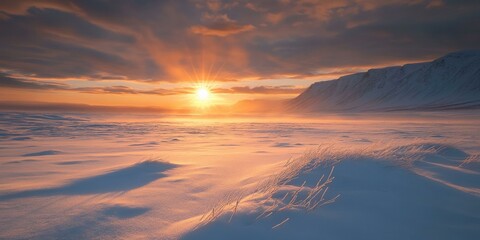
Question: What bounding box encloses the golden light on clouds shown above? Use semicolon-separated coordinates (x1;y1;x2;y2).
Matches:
1;0;476;113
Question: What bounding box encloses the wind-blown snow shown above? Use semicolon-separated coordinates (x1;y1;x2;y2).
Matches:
290;50;480;112
183;143;480;240
0;112;479;239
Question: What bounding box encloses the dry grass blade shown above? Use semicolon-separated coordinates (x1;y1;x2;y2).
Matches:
272;218;290;229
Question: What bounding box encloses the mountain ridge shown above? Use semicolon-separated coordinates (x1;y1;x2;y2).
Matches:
290;50;480;112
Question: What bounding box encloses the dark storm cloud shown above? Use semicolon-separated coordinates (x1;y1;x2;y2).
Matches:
0;0;479;85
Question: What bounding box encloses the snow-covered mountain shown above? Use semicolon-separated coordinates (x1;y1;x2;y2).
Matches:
290;50;480;112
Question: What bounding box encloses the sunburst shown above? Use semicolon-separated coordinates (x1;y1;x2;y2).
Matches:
196;87;210;101
184;60;223;109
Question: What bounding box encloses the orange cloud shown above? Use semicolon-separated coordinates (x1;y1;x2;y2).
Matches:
1;0;478;87
190;23;254;37
213;86;305;95
190;14;254;37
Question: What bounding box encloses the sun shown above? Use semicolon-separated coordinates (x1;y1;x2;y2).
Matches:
196;87;211;102
191;83;216;109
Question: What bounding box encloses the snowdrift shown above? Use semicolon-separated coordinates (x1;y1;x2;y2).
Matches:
0;160;177;200
182;143;480;240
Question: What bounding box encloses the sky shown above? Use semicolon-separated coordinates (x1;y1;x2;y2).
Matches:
0;0;479;112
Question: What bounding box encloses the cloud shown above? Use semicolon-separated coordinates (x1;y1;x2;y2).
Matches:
74;86;191;96
213;86;304;94
0;101;187;113
0;0;479;85
0;72;188;95
0;73;68;90
243;0;480;75
190;14;255;37
206;0;223;12
0;72;302;96
189;23;254;37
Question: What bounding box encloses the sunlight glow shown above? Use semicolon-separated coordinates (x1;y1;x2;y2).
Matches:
196;87;210;101
184;53;223;110
192;84;215;110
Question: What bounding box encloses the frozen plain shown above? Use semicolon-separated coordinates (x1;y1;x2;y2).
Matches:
0;111;479;239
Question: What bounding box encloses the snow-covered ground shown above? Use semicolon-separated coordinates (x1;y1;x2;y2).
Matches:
0;112;479;239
